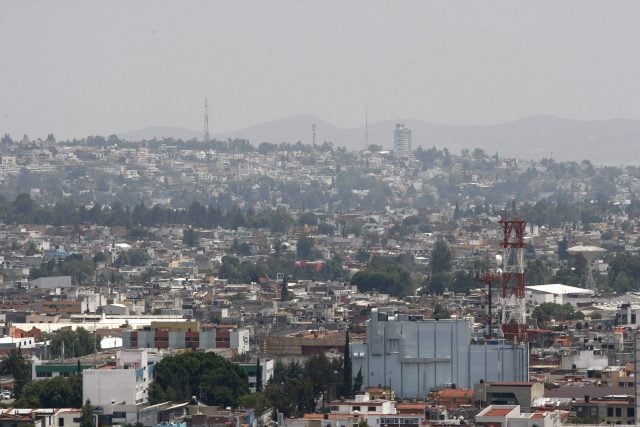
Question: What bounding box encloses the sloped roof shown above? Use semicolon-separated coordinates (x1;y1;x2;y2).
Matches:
526;284;594;295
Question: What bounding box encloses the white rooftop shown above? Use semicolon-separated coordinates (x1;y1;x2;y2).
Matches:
567;245;606;253
526;283;594;295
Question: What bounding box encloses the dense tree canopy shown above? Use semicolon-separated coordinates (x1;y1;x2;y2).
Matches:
49;327;101;359
149;352;248;407
0;194;296;232
350;255;416;297
15;375;82;408
265;353;343;417
532;303;584;324
608;252;640;292
431;239;452;275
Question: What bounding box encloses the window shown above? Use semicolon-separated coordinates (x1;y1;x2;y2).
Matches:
628;407;635;417
352;406;361;411
607;408;614;417
368;406;377;412
58;418;64;427
330;406;339;412
615;407;622;417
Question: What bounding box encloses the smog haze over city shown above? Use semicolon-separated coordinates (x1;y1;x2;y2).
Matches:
4;2;640;426
2;0;640;161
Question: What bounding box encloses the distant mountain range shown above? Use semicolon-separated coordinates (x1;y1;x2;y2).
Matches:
118;114;640;165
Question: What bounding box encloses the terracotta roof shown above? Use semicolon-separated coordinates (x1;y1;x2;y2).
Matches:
483;408;513;417
489;382;534;387
397;403;426;410
436;389;474;398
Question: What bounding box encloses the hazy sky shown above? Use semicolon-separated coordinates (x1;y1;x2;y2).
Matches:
1;0;639;140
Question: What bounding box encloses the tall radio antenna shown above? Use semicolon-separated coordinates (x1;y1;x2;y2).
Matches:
203;98;210;142
365;103;369;149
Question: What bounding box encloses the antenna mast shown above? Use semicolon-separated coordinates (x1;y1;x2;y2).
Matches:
499;200;527;342
365;103;369;149
312;123;316;156
203;98;210;142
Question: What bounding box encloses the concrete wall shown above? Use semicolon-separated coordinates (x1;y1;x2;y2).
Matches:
199;330;216;349
231;329;250;354
169;331;185;348
83;369;136;406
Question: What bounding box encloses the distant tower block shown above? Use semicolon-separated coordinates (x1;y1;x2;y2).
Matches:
567;245;606;290
393;123;412;161
203;98;210;142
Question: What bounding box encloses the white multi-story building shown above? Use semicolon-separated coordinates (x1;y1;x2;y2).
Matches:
393;124;412;160
351;308;528;398
329;392;396;415
475;405;562;427
83;349;157;407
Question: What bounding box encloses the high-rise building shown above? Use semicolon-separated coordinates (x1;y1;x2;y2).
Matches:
393;123;412;160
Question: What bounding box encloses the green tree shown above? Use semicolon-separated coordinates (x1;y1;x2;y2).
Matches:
255;358;263;392
25;242;38;256
427;273;451;295
149;352;248;407
341;330;353;398
265;355;342;417
431;239;452;275
296;235;315;259
182;227;199;247
525;259;548;286
432;302;451;320
280;276;289;302
298;211;318;227
0;347;31;398
14;375;82;408
532;303;584;324
49;327;101;359
353;367;363;395
355;249;371;264
558;237;569;261
317;222;334;235
81;400;94;427
237;392;270;415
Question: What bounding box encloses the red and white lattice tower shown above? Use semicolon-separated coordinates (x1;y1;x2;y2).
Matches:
498;201;527;341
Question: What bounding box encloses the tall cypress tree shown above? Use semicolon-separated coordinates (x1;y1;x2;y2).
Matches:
255;358;262;391
342;329;352;398
353;367;363;395
280;276;289;302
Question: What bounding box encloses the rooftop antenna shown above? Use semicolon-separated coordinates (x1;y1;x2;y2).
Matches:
312;123;316;155
203;98;210;142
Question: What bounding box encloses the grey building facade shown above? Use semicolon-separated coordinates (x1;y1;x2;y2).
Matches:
351;308;528;398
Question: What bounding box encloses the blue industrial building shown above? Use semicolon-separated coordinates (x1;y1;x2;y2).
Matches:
351;308;528;398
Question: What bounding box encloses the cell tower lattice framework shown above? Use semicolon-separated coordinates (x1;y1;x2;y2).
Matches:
498;201;527;341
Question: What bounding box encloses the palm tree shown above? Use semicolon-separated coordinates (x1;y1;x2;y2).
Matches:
0;347;31;397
